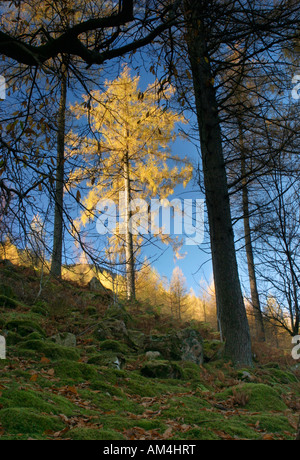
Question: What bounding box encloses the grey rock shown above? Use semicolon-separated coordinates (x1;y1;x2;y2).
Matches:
145;328;203;365
128;330;146;349
104;306;132;326
95;320;128;342
178;329;204;365
146;351;161;361
89;276;106;292
88;352;126;369
112;356;125;370
240;371;255;382
51;332;77;348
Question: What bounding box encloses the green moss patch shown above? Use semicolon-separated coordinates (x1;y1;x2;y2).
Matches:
0;283;15;298
0;408;64;435
87;351;125;369
19;339;80;361
262;368;298;385
216;383;288;412
141;361;183;379
31;303;49;317
64;427;125;440
103;306;133;326
0;295;19;310
50;359;99;382
246;414;295;436
99;340;129;354
0;387;77;416
4;319;46;338
180;361;203;380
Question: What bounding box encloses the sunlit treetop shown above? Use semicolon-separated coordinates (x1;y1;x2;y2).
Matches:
69;67;193;257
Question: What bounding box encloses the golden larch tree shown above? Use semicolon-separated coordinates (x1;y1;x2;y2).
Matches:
70;67;193;300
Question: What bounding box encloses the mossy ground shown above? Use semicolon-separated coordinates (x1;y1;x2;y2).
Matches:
0;264;299;440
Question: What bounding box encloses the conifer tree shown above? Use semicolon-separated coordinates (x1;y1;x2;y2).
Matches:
70;68;193;300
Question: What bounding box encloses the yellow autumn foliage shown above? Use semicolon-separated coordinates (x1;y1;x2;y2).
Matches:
69;67;193;259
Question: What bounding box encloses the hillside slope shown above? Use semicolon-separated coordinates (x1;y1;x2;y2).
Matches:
0;263;299;441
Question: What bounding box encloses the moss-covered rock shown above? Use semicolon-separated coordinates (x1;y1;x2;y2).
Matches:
5;331;24;346
4;319;46;338
50;332;77;348
31;301;49;317
0;284;15;299
145;333;181;361
103;305;132;326
88;351;126;370
99;339;128;354
237;370;256;382
95;319;129;343
145;328;203;365
0;295;18;310
128;329;146;349
180;361;203;380
140;361;183;379
203;340;224;362
0;408;64;434
19;339;80;361
52;359;99;382
6;331;44;346
179;329;203;365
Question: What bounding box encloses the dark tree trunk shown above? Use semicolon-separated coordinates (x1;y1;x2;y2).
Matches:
184;1;252;366
124;149;136;301
239;124;266;342
51;58;68;278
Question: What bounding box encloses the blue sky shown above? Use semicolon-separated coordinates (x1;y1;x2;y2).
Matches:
139;133;213;295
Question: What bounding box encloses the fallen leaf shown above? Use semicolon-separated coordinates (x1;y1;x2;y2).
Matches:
53;427;70;438
67;386;78;395
262;434;275;440
213;430;235;440
163;427;173;439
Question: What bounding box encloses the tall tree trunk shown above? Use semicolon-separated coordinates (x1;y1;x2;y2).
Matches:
184;1;252;366
239;124;266;342
124;149;136;300
51;58;68;278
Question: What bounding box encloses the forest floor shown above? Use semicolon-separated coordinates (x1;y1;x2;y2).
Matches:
0;262;299;441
